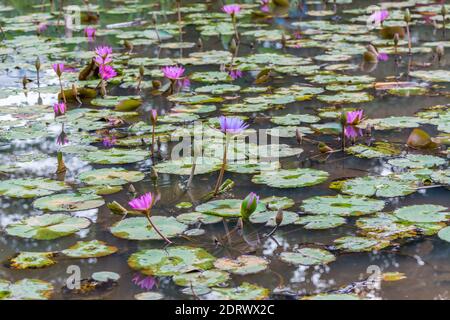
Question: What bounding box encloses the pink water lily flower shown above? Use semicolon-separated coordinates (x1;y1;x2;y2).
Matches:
53;102;66;117
377;52;389;61
222;4;241;15
52;63;65;77
129;192;156;212
344;125;363;140
161;66;185;80
99;65;117;80
260;0;269;13
219;116;249;134
368;9;389;26
37;22;48;34
84;27;96;40
150;109;158;126
346;110;364;125
94;46;113;65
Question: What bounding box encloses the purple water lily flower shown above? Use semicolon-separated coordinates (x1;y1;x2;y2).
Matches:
344;126;363;140
229;69;243;80
56;130;69;146
132;274;156;291
241;192;260;220
102;136;116;148
218;116;249;134
346;110;364;125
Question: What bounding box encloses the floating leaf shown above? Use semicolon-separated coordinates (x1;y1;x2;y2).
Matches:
0;279;53;300
296;215;346;230
128;246;216;276
111;216;187;240
214;255;269;275
301;195;385;217
209;282;269;300
62;240;118;258
252;168;329;188
0;178;69;199
338;176;418;198
176;212;222;225
388;154;446;169
250;210;298;226
33;193;105;212
10;252;57;270
394;204;449;223
78;168;145;186
173;270;229;287
333;236;390;252
195;199;266;218
5;214;91;240
280;248;335;266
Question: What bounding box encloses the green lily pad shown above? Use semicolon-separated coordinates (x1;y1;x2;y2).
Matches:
388;154;447;169
394;204;449;223
0;178;70;199
5;214;91;240
226;161;281;174
296;215;346;230
91;271;121;282
252;168;329;188
438;226;450;243
280;248;335;266
62;240;118;258
9;252;57;270
301;195;385;217
195;199;266;218
176;212;223;225
0;279;53;300
317;91;374;104
333;236;390;252
346;142;401;159
33;193;105;212
78;168;145;186
250;210;298;226
135;292;164;300
128;246;216;276
271;114;320;125
338;176;418;198
173;270;230;287
209;282;269;300
154;157;222;175
110;216;187;240
195;84;240;94
260;196;295;210
356;213;418;240
431;169;450;185
214;255;269;275
81;148;148;164
191;71;231;83
409;70;450;83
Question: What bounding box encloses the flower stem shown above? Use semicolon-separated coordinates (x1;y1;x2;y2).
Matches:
232;15;239;42
151;123;156;157
213;136;229;196
58;77;66;103
145;209;172;244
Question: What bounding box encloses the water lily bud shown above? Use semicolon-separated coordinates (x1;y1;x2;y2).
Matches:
152;80;161;89
393;33;399;46
230;38;237;53
339;112;347;125
150;109;158;126
197;38;203;49
436;44;445;61
281;33;286;47
404;9;411;23
240;192;259;220
139;65;145;78
275;208;283;226
128;184;136;193
442;5;447;17
152;13;157;25
295;128;303;145
35;56;41;71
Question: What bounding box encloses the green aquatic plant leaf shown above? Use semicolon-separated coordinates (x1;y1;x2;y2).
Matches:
111;217;187;240
252;168;329;188
280;248;335;266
